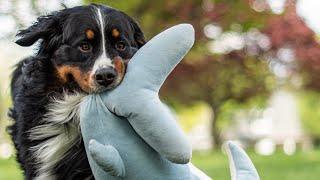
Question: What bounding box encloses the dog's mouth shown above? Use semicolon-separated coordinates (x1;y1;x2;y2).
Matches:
88;57;128;93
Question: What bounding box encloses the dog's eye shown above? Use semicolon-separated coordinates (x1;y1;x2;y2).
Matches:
79;43;92;52
115;41;126;51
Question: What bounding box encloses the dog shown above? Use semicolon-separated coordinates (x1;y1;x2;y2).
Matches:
8;4;145;180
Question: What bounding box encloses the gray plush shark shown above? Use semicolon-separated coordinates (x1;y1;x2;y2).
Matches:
80;24;260;180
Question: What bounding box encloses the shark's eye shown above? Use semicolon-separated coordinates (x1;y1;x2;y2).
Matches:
115;41;126;51
79;42;92;52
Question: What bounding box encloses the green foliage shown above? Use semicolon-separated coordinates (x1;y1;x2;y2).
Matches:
297;91;320;137
0;87;13;143
216;100;242;130
216;95;268;131
85;0;199;38
209;0;270;30
0;88;5;142
85;0;144;14
175;103;211;132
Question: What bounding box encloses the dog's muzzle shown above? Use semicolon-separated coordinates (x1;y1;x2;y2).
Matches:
93;56;126;90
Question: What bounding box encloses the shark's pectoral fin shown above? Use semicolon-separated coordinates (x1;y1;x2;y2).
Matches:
89;139;125;177
224;141;260;180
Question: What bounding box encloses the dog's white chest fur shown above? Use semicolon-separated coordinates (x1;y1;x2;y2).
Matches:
29;93;85;180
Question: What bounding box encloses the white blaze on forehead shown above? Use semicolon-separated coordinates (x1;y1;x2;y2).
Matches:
93;6;113;73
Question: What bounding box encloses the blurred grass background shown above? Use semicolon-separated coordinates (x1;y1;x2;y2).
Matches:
1;150;320;180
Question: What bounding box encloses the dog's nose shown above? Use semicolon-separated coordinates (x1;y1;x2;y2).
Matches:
95;67;117;87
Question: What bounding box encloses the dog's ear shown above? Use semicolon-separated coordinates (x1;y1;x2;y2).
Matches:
15;14;61;47
125;15;146;48
132;21;146;48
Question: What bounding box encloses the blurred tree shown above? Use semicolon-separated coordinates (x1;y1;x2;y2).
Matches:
263;1;320;90
85;0;277;146
262;1;320;143
0;88;4;142
3;0;320;146
298;91;320;145
162;55;274;146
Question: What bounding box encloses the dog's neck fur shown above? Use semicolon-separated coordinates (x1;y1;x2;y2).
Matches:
29;92;85;179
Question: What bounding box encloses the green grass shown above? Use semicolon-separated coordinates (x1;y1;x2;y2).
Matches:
1;150;320;179
192;150;320;180
0;158;23;180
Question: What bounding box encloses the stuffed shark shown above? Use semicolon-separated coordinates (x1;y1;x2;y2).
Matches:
80;24;260;180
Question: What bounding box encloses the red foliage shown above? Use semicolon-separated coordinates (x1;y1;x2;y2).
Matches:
263;3;320;89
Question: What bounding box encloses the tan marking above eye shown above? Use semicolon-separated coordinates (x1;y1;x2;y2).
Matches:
112;28;120;38
86;29;95;39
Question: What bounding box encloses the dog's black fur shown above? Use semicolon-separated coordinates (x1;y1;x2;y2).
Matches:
8;4;145;180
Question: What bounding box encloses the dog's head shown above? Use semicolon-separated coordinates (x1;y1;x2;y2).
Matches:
15;4;145;93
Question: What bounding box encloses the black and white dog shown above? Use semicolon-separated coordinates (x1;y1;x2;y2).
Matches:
8;4;145;180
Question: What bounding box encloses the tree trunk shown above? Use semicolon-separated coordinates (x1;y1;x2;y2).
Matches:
210;105;222;148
